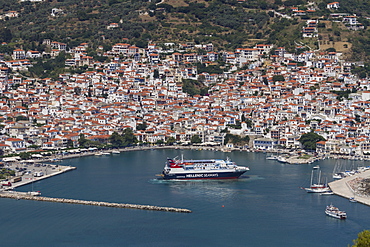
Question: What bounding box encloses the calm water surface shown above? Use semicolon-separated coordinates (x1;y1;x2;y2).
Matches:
1;149;369;246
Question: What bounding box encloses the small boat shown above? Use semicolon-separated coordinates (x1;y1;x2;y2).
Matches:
266;155;278;160
112;150;120;154
333;172;345;179
325;204;347;219
276;156;288;163
349;197;357;203
27;191;41;196
332;160;344;179
320;191;334;195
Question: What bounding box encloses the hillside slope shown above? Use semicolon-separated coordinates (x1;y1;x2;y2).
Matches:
0;0;369;60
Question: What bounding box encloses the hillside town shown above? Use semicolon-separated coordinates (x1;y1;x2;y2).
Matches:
0;37;369;160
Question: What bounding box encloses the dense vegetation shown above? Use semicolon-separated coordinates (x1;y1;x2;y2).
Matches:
299;132;326;151
352;230;370;247
0;0;364;52
108;129;138;148
182;79;209;96
224;133;250;146
0;168;15;180
0;0;369;72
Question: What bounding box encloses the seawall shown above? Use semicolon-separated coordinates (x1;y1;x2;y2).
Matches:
329;169;370;206
0;192;192;213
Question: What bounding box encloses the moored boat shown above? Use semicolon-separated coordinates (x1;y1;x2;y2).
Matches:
27;191;41;196
276;156;288;163
349;197;357;203
162;157;249;180
304;166;331;193
325;204;347;219
320;191;334;195
266;155;278;160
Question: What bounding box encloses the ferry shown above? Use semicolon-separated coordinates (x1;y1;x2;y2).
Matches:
325;204;347;219
162;157;249;180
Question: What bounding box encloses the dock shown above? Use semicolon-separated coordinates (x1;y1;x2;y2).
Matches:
8;166;76;190
0;191;192;213
329;169;370;206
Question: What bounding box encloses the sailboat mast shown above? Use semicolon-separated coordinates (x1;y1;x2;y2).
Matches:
310;169;314;186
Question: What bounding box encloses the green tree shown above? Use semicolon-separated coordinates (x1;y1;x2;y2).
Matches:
67;139;74;148
78;134;89;147
166;136;176;145
272;75;285;82
136;122;148;131
16;115;28;121
156;139;164;145
224;133;249;145
355;114;361;123
109;131;124;147
0;27;12;43
0;168;15;179
299;132;326;151
19;152;31;160
190;135;202;144
122;128;137;146
153;69;160;79
352;230;370;247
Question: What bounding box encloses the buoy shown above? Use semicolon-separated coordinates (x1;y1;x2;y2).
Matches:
221;205;225;207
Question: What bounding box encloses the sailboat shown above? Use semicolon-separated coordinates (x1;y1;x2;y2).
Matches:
304;166;331;193
332;160;344;179
27;174;41;196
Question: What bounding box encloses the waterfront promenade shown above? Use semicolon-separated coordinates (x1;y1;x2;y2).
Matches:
329;169;370;206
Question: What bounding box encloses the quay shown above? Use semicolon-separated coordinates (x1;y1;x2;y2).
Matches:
3;165;77;191
329;169;370;206
0;191;192;213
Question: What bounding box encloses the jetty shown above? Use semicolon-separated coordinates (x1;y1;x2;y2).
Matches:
329;169;370;206
0;191;192;213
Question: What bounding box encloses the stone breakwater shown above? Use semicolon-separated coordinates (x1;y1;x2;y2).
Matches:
0;192;192;213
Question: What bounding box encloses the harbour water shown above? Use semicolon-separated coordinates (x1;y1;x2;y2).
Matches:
2;149;369;246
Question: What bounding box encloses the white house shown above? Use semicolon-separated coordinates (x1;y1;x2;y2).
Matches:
327;2;340;9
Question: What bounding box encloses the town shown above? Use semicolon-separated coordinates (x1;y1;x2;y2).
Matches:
0;36;369;162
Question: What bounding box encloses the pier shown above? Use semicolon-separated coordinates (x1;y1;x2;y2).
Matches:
329;169;370;206
0;191;192;213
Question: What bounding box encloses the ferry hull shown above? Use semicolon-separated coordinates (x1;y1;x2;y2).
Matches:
162;171;247;180
325;210;347;219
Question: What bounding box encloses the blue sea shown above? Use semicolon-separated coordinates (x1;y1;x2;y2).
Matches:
1;149;369;246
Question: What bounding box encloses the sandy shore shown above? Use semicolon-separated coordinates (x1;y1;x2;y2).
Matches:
328;169;370;206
